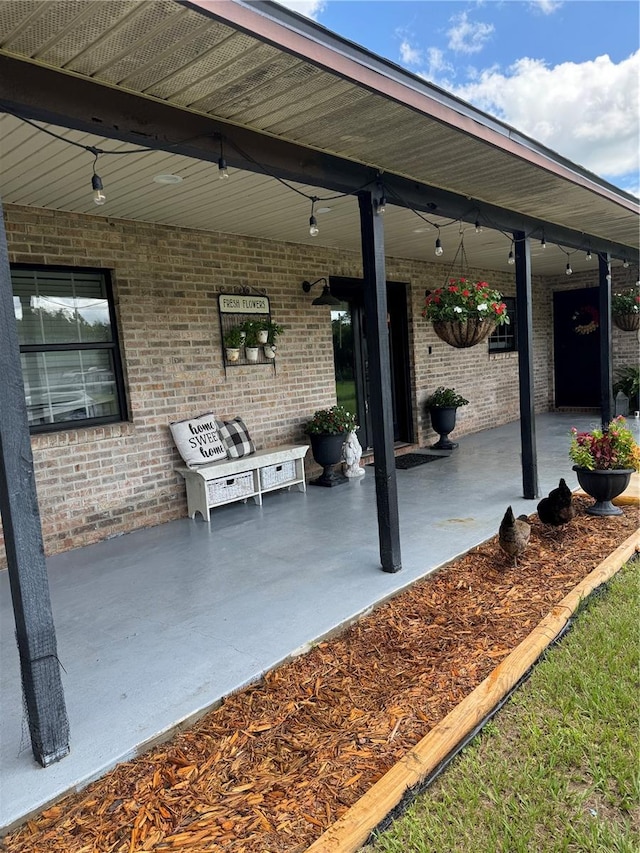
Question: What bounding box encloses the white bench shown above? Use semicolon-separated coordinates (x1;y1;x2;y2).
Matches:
176;444;308;521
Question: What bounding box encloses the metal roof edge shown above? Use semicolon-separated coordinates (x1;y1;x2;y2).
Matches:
180;0;638;213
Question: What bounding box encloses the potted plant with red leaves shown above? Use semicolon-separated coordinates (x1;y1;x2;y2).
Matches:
569;416;640;515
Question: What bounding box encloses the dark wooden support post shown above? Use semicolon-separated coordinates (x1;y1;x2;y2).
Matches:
358;189;402;572
0;206;70;765
598;252;613;428
513;231;539;499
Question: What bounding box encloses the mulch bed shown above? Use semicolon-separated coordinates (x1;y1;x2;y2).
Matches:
3;499;638;853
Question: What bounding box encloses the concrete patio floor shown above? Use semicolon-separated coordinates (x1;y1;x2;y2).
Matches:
0;412;634;832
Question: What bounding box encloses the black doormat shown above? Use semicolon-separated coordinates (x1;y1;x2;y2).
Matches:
367;453;445;470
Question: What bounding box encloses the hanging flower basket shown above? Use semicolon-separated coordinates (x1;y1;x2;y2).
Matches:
613;313;640;332
611;288;639;331
431;317;497;348
423;232;510;349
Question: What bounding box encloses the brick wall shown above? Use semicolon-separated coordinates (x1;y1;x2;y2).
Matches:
1;204;627;561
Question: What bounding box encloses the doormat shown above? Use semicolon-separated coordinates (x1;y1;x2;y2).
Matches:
368;453;445;470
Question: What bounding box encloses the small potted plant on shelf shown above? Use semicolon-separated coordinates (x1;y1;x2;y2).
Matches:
423;278;509;348
569;416;640;516
303;405;358;487
223;326;244;362
424;386;469;450
611;286;640;331
263;321;285;359
242;321;260;362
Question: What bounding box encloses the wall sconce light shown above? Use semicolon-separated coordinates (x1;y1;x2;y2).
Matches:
302;278;341;306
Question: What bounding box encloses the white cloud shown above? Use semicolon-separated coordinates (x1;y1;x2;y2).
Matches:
530;0;563;14
400;39;422;66
425;47;454;79
271;0;325;19
451;51;640;183
447;11;494;55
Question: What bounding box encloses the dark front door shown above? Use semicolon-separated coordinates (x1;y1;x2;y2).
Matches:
553;288;601;407
329;277;412;450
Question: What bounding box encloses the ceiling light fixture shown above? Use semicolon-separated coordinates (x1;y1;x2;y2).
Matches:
153;174;183;184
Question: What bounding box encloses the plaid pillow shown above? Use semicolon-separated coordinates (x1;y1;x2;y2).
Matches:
216;417;256;458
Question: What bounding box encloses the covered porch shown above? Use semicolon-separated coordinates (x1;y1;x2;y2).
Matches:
1;412;623;833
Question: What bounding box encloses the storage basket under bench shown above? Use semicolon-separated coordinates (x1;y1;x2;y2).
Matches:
176;444;308;521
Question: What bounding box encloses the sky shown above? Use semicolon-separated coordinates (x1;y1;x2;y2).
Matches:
272;0;639;197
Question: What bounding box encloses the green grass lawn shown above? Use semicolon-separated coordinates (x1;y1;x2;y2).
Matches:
367;563;640;853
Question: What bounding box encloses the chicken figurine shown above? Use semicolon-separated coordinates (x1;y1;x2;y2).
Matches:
536;478;577;533
498;506;531;567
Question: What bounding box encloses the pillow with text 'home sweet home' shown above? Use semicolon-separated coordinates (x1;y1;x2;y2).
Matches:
170;412;228;468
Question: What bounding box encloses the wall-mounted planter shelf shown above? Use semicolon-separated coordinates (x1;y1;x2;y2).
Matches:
218;292;276;372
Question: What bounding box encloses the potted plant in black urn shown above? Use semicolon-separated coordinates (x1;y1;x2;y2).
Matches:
569;416;640;515
303;405;358;487
424;386;469;450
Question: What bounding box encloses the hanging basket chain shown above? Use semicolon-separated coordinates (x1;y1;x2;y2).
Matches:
443;230;470;287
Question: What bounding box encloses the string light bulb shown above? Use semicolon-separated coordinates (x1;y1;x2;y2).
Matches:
91;173;106;206
566;261;573;275
623;259;630;268
309;198;319;237
586;248;592;261
218;136;229;179
541;235;546;250
90;152;105;205
507;243;515;265
376;194;387;215
434;236;443;257
474;219;483;233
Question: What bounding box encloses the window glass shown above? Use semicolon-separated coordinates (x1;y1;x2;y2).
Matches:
489;297;517;353
11;267;125;431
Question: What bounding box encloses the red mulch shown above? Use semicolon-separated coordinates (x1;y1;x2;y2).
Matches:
3;499;638;853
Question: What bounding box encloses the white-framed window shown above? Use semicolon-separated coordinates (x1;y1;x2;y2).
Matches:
11;265;127;432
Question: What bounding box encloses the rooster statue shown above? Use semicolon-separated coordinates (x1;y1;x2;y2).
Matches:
498;506;531;567
536;478;577;532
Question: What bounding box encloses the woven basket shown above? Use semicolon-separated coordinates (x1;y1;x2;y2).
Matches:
260;460;296;489
613;313;640;332
432;317;496;348
207;471;254;504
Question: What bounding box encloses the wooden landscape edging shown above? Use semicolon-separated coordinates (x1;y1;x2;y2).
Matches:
306;528;640;853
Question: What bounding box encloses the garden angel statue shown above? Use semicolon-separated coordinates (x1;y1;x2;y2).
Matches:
343;429;365;478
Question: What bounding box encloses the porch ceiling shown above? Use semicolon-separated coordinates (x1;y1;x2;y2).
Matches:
0;0;637;277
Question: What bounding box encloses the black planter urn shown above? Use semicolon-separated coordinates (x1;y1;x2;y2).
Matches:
429;406;459;450
572;465;633;516
309;433;348;487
